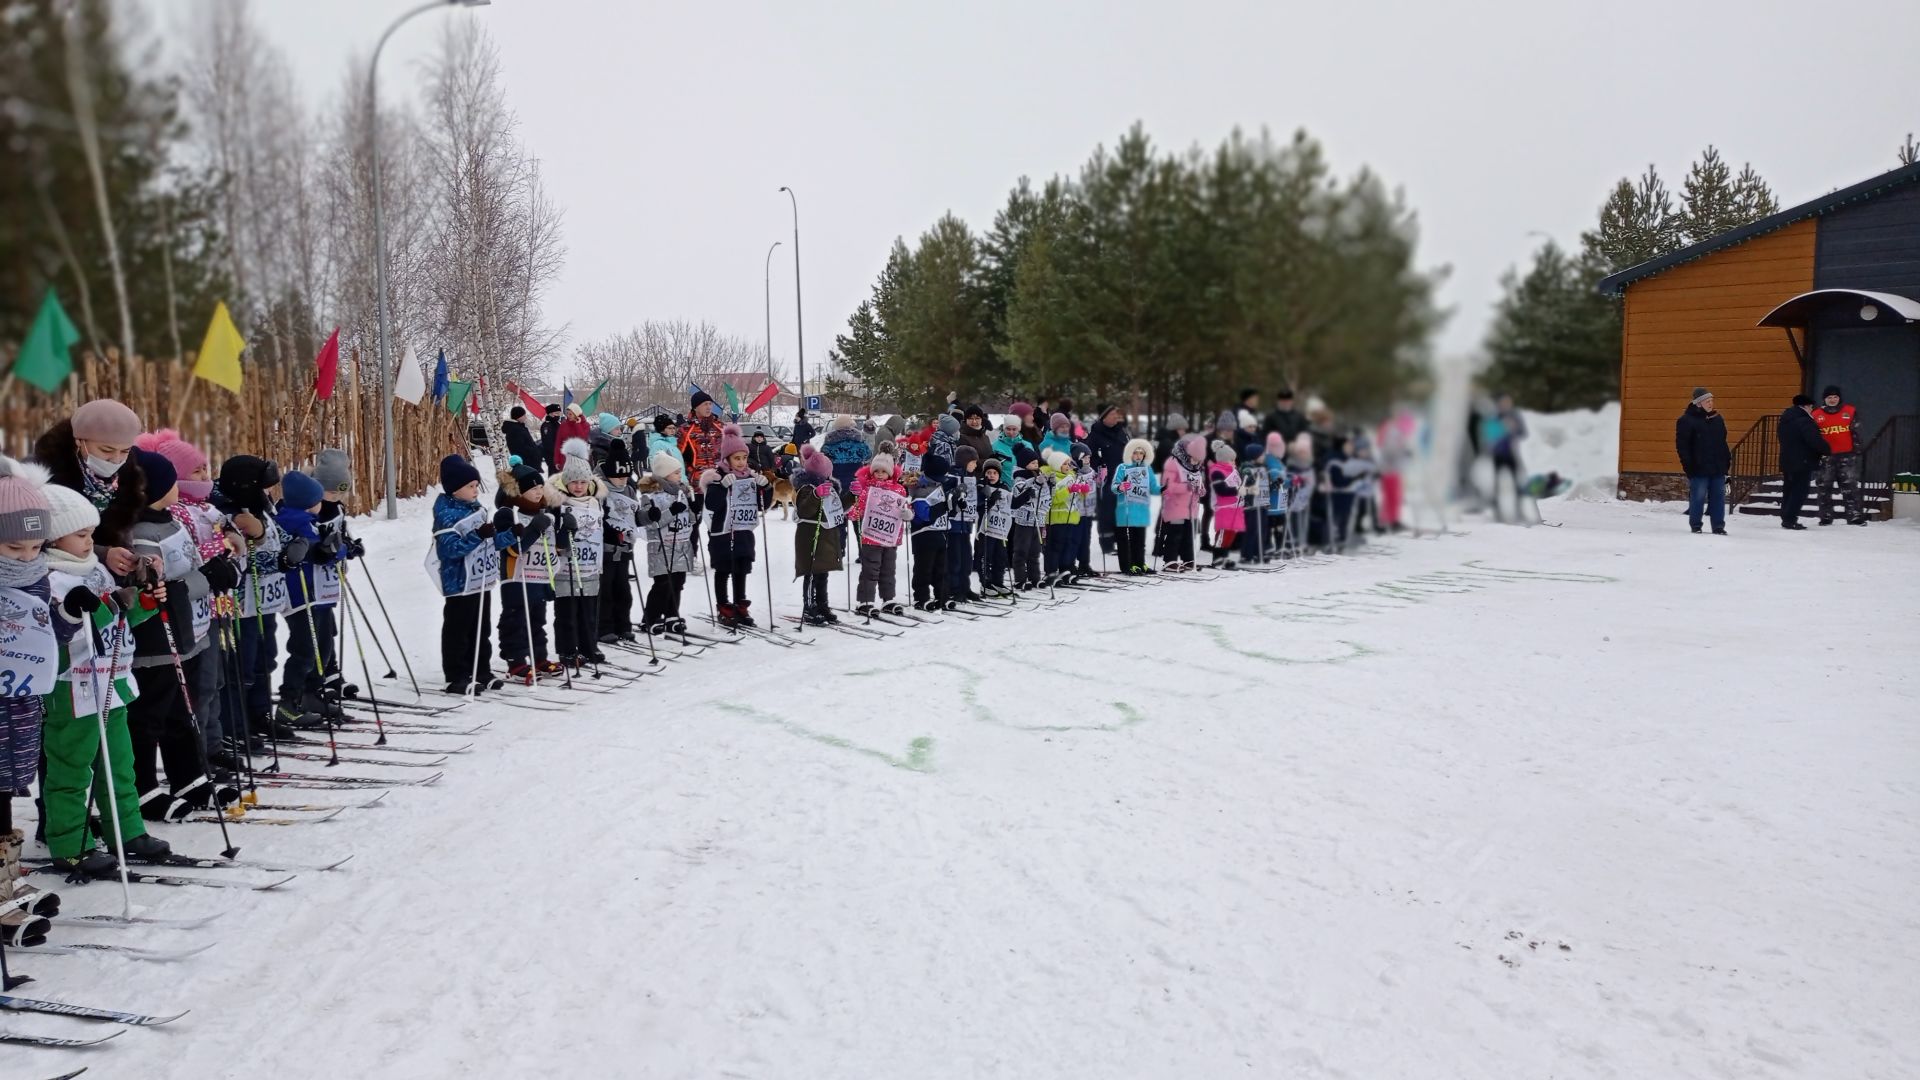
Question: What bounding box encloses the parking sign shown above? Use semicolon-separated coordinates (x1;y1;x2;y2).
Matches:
806;395;822;411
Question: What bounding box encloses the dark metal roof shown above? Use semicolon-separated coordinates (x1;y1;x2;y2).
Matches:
1596;161;1920;296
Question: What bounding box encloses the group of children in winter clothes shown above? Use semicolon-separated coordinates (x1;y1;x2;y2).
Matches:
0;399;379;946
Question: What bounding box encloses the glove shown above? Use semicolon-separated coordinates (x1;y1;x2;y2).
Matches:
559;509;579;535
314;532;343;561
109;586;143;611
493;507;516;532
62;586;103;617
814;484;833;499
201;556;241;594
668;501;687;515
753;473;768;487
912;501;930;524
898;504;915;522
347;537;366;560
279;536;312;569
522;512;552;546
476;522;498;539
646;504;662;522
1119;481;1133;492
721;473;737;487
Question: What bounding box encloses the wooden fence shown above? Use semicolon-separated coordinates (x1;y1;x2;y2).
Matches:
1;349;472;515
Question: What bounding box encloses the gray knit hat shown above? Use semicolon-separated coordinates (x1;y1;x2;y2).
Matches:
560;438;595;485
314;448;351;494
1691;387;1712;404
1167;412;1188;431
0;456;52;544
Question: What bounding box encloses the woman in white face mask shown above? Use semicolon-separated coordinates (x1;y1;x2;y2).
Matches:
32;399;145;577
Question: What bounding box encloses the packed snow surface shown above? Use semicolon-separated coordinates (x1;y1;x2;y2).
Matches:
6;496;1915;1079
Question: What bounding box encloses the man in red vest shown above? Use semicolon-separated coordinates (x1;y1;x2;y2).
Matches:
1811;385;1866;526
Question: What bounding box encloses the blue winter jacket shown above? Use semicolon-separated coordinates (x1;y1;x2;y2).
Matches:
1265;453;1288;512
433;493;511;596
275;504;341;609
1109;461;1161;528
988;434;1022;488
1039;431;1073;460
644;432;685;474
821;428;872;491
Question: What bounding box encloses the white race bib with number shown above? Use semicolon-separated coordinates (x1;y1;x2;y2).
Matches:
568;500;605;575
0;585;56;700
984;499;1013;541
860;489;906;547
51;567;136;715
821;486;846;530
1118;465;1153;507
724;480;759;533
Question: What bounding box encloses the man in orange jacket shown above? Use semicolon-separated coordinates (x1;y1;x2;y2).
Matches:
1811;385;1865;526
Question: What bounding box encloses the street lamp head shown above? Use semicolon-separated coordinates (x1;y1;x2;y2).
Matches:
779;186;791;193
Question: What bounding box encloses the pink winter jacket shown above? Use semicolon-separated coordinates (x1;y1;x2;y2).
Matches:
1160;457;1202;523
1209;461;1245;534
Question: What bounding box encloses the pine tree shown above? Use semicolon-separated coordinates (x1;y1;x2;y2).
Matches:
1676;146;1777;244
1481;241;1620;411
1898;133;1918;166
1581;166;1681;274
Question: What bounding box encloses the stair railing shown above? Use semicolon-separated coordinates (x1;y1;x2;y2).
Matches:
1727;416;1779;506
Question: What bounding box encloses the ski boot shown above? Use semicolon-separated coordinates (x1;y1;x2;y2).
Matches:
882;601;907;617
536;659;565;677
508;661;535;685
46;848;117;882
733;600;756;628
4;829;59;918
855;603;878;619
123;832;173;863
802;607;832;627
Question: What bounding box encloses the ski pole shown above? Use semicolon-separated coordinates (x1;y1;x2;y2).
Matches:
539;534;575;689
154;604;239;860
245;559;282;774
629;557;659;665
83;594;135;917
358;562;421;698
339;568;388;746
294;582;339;767
343;573;400;683
759;499;779;633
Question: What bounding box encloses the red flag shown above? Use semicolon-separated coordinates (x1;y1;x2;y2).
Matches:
506;380;545;415
313;328;340;400
744;381;780;415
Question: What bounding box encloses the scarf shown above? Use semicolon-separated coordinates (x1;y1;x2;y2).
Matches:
0;552;50;588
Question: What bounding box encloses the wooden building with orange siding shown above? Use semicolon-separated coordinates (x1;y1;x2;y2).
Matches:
1600;162;1920;501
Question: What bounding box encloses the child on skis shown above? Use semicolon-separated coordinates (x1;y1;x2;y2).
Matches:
1070;441;1098;577
849;449;911;617
1208;440;1245;567
137;429;239;762
213;454;293;742
599;449;640;644
496;462;558;683
976;458;1013;596
948;446;980;603
792;445;845;626
310;448;362;706
41;483;171;876
0;455;67;945
909;453;953;611
275;469;344;729
550;438;609;665
1239;444;1271;564
430;454;511;694
118;448;223;819
1009;444;1045;588
1040;449;1078;586
699;425;769;628
1158;435;1206;571
1111;438;1160;574
640;450;696;635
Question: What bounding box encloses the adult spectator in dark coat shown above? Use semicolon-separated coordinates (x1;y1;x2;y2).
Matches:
1776;394;1829;531
1263;388;1307;444
791;409;818;451
538;404;563;475
1084;403;1130;556
1675;387;1731;535
502;406;541;468
957;404;996;466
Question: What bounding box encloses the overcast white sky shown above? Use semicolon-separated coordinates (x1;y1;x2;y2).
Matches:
158;0;1920;391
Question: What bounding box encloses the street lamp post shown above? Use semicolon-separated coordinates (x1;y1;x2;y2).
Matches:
763;240;781;418
778;186;805;408
369;0;490;518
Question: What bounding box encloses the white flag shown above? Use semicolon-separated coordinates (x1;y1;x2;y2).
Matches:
392;344;427;405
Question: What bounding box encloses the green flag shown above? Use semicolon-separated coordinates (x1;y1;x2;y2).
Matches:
579;378;609;415
445;380;474;415
723;382;741;414
12;288;81;393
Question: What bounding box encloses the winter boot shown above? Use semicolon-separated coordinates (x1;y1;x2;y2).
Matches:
716;602;740;628
802;607;831;627
444;680;471;696
733;600;756;628
855;603;878;619
4;829;58;918
882;601;907;617
822;605;841;624
666;617;688;635
508;661;534;685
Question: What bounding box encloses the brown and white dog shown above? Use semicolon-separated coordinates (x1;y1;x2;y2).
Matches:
768;473;797;519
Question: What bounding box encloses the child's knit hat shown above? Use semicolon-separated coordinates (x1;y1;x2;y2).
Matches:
954;445;979;468
1008;402;1034;421
133;448;178;502
1178;434;1208;462
937;414;960;437
314;448;351;494
1265;432;1286;455
717;424;748;461
1214;410;1236;434
598;412;620;433
1240;442;1266;463
134;428;207;480
800;444;832;479
282;469;324;510
1210;440;1235;464
1049;412;1072;434
869;452;895;476
44;483;98;540
1166;412;1188;432
923;454;949;479
1069;440;1090;461
650;450;684;479
1012;443;1039;469
560;438;595;485
0;455;53;544
440;454;482;494
1042;449;1071;471
653;414;676;434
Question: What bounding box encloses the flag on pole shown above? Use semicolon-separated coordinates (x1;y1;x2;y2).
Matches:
392;345;427;404
723;382;741;414
468;381;483;416
579;378;609;415
506;380;545;415
11;288;80;394
744;381;780;415
313;328;341;400
191;301;247;393
562;384;574;409
446;380;474;416
688;381;703;398
430;351;450;404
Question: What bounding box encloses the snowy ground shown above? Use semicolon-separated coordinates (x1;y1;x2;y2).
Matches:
5;494;1916;1080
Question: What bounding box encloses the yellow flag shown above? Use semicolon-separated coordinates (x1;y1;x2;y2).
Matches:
192;300;247;393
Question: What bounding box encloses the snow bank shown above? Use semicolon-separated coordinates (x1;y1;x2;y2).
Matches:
1522;402;1619;500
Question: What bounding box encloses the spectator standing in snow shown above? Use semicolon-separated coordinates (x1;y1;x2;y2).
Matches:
1264;388;1307;445
791;409;817;451
1675;387;1730;535
1481;393;1527;520
502;407;540;468
1084;404;1129;557
538;404;562;475
1776;394;1828;531
1811;385;1866;526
